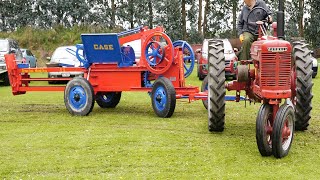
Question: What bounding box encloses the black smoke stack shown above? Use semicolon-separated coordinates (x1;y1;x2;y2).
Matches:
277;0;285;39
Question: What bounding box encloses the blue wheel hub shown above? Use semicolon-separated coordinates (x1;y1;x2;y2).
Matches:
145;41;164;66
154;86;167;111
69;85;87;109
101;93;114;103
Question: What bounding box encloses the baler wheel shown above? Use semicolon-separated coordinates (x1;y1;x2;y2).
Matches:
272;104;295;158
64;77;94;116
207;39;226;132
95;92;122;108
151;77;176;118
173;40;195;78
143;32;174;75
256;103;273;156
201;76;208;109
292;41;313;131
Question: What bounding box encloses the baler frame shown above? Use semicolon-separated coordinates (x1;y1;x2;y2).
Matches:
5;26;207;118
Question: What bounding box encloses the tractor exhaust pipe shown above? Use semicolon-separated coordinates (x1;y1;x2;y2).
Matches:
277;0;285;39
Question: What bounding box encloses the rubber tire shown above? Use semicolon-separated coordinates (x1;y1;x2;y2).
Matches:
151;77;176;118
256;104;273;156
292;41;313;131
199;73;205;81
201;75;208;109
95;92;121;108
207;39;226;132
64;77;94;116
3;72;10;86
272;104;295;158
48;74;56;84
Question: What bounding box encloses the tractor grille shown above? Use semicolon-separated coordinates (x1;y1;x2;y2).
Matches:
260;52;291;87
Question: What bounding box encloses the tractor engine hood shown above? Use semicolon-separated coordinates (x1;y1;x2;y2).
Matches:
250;38;292;61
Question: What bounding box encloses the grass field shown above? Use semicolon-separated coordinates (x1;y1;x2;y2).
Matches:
0;70;320;179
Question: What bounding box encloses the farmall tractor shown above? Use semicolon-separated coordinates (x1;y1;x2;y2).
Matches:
207;0;313;158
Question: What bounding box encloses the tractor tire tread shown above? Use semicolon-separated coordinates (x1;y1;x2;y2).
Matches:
208;39;226;132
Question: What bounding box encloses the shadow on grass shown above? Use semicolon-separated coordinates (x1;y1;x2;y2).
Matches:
17;103;66;113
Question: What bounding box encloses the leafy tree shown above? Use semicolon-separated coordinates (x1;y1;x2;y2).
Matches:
154;0;182;41
182;0;187;40
305;0;320;47
187;0;203;43
198;0;202;34
229;0;240;38
203;0;209;37
206;0;232;38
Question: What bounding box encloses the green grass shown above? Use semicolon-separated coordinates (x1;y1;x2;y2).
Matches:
1;70;320;179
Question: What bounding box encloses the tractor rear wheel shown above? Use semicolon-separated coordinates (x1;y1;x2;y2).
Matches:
207;39;226;132
272;104;295;158
151;77;176;118
64;77;95;116
201;76;208;109
95;92;122;108
256;104;273;156
292;41;313;131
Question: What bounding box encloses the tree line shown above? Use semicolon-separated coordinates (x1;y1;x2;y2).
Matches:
0;0;319;47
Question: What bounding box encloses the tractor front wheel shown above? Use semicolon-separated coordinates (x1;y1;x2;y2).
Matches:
272;104;295;158
256;104;273;156
95;92;122;108
64;77;94;116
151;77;176;118
207;39;226;132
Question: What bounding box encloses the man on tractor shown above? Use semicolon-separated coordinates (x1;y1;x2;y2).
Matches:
237;0;272;60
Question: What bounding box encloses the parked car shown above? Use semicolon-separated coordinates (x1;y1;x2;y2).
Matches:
311;51;318;78
196;39;237;80
47;46;83;83
21;48;37;68
0;38;23;85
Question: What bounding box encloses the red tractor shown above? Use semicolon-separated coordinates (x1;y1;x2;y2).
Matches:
207;1;313;158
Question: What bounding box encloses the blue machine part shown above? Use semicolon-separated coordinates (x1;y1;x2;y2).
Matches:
77;34;137;69
59;63;75;67
143;71;153;88
117;26;143;37
66;47;85;67
225;95;246;101
119;46;135;67
17;63;29;69
80;33;122;64
173;40;195;78
76;44;90;69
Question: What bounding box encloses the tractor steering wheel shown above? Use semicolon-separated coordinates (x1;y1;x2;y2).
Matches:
246;7;270;35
